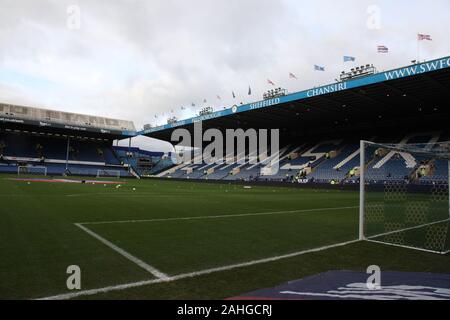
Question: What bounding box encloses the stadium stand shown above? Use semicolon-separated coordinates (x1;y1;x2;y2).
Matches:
0;103;138;178
154;132;449;186
1;57;449;184
140;57;450;187
0;130;132;177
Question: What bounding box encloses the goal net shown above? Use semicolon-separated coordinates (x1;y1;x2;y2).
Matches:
359;140;450;254
96;169;121;179
17;166;47;176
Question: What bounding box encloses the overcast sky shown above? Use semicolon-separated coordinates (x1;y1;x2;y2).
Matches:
0;0;449;151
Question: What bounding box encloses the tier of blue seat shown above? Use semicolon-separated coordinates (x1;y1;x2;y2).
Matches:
0;132;128;177
0;132;120;164
162;135;448;184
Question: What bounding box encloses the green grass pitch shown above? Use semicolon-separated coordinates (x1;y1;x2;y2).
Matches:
0;175;449;300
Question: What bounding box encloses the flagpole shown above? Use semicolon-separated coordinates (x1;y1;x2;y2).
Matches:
417;33;420;62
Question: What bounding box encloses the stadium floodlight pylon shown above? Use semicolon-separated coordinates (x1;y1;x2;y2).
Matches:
17;165;47;176
359;140;450;254
96;169;121;179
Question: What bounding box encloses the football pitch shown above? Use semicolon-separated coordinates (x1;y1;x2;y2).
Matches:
0;175;449;300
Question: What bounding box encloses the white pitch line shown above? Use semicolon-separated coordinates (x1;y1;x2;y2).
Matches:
75;223;169;280
78;206;359;225
364;218;450;255
365;239;447;255
168;239;360;281
65;192;197;197
0;192;198;198
37;238;360;300
367;218;450;240
37;278;167;300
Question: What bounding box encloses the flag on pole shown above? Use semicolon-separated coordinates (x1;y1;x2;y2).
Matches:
289;72;298;79
377;45;389;53
248;86;252;95
418;34;432;41
267;79;275;86
344;56;356;62
232;91;236;99
314;65;325;71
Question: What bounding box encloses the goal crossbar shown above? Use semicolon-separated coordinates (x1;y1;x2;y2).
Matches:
362;140;450;161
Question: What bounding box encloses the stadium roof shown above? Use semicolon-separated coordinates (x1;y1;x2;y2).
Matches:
141;56;450;142
0;103;137;139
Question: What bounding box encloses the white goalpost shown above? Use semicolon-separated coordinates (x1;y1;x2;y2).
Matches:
96;169;121;179
17;165;47;176
359;140;450;255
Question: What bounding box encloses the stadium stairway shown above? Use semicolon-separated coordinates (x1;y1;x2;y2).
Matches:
308;144;359;182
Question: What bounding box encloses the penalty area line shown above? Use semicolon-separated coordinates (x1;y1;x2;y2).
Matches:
36;238;360;300
74;223;169;280
78;205;359;225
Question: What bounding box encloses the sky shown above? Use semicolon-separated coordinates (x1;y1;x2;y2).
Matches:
0;0;449;151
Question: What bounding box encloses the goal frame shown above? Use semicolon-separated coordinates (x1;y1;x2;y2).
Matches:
359;140;450;254
96;169;121;179
17;165;48;176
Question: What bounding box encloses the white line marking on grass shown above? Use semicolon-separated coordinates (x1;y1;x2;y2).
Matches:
37;278;167;300
0;193;196;198
37;239;360;300
168;239;360;281
366;239;447;255
78;206;359;225
65;192;197;197
363;219;450;255
75;223;169;280
367;218;450;240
